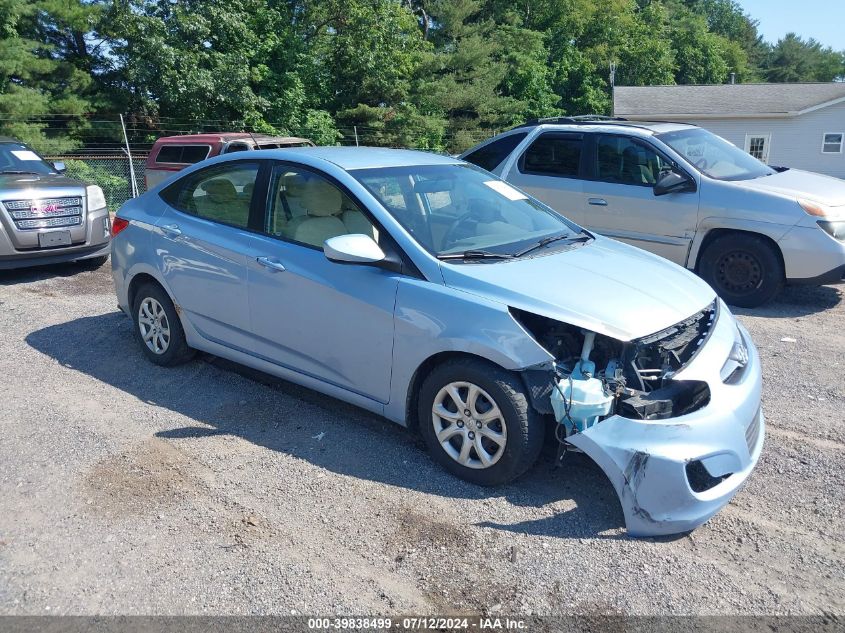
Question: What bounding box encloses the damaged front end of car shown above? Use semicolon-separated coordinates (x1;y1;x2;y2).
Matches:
515;299;764;537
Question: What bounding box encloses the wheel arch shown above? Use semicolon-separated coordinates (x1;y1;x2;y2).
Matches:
405;351;513;433
127;271;170;310
693;227;785;277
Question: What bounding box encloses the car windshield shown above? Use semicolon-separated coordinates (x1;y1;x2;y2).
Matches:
350;163;582;258
657;128;774;181
0;142;57;176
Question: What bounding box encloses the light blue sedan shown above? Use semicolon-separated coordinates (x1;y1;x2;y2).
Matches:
111;147;764;536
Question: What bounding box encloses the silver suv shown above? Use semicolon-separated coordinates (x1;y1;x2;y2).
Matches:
461;117;845;307
0;138;110;270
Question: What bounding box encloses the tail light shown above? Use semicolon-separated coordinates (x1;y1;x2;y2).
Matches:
111;217;130;237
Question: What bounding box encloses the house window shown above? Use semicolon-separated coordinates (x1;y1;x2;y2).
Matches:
822;133;843;154
744;134;771;163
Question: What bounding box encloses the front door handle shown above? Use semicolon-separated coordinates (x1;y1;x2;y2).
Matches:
587;198;608;206
160;223;182;237
257;256;287;272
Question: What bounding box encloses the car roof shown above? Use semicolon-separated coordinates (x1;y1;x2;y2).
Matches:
513;120;697;136
154;133;311;144
257;146;462;170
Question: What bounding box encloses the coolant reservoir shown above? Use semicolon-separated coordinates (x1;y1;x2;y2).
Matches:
551;361;613;434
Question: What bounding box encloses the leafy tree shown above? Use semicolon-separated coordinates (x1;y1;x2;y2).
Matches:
0;0;95;152
763;34;845;82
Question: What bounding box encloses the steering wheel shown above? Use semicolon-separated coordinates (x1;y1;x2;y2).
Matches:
694;157;708;170
441;212;479;251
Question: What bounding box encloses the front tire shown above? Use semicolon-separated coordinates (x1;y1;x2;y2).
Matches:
131;283;194;366
698;233;784;308
418;359;543;486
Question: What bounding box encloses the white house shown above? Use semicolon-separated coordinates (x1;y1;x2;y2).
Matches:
614;83;845;178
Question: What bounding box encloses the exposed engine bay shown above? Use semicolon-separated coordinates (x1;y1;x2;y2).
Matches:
513;300;717;434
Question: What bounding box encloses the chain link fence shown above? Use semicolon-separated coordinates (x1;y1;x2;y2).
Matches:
46;155;148;212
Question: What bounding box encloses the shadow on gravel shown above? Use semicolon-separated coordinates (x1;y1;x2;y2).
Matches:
0;257;109;286
27;312;625;539
731;284;842;318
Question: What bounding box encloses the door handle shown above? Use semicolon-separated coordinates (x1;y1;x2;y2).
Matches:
256;256;287;272
587;198;608;206
160;223;182;237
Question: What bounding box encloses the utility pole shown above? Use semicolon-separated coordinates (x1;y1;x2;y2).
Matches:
609;61;617;116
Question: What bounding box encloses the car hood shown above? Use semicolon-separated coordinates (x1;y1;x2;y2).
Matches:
439;236;716;341
0;172;85;191
731;168;845;208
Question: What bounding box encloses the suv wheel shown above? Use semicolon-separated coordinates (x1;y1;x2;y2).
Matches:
132;283;194;366
418;359;543;486
699;233;783;308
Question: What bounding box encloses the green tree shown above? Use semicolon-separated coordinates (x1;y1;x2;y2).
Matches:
763;34;845;82
0;0;95;152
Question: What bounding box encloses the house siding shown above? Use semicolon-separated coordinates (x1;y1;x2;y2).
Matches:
654;102;845;179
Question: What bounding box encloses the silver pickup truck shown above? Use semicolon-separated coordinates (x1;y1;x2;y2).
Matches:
0;138;111;270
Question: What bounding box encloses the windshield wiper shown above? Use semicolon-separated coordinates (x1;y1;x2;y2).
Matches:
513;232;592;258
437;249;516;261
0;170;40;175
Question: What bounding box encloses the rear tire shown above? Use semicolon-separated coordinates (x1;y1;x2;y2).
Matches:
418;359;543;486
78;254;109;270
131;283;194;366
698;233;783;308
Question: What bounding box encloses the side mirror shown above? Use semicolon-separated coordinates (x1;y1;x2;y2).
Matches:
52;161;66;173
654;170;695;196
324;234;386;265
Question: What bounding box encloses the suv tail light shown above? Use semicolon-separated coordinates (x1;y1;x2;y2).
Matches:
111;217;130;237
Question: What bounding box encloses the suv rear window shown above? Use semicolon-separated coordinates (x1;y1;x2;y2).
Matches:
519;133;583;177
155;144;211;165
463;133;527;171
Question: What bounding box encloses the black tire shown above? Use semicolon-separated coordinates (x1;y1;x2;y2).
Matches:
131;282;194;366
418;358;543;486
698;233;784;308
77;254;109;270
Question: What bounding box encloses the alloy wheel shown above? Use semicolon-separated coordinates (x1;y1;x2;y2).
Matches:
431;381;507;469
137;297;171;355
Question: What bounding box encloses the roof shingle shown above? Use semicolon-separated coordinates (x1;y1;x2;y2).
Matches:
614;83;845;117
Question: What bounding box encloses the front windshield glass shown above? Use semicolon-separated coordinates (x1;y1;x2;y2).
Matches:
657;128;774;181
351;163;581;258
0;142;57;176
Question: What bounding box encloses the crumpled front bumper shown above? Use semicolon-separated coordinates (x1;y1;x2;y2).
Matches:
567;304;764;537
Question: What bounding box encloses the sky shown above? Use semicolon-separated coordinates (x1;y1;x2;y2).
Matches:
736;0;845;50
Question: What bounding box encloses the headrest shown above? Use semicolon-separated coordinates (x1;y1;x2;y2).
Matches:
302;178;342;217
202;178;236;200
283;172;308;197
622;146;642;164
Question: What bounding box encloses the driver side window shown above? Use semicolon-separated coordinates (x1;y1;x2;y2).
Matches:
594;136;668;187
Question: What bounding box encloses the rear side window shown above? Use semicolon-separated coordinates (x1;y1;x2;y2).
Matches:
154;144;211;165
519;133;583;177
161;162;259;228
463;133;527;171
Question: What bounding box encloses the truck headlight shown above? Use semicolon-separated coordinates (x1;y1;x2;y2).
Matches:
86;185;106;211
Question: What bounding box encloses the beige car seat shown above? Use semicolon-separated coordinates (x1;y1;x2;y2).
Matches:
622;146;655;185
285;178;347;245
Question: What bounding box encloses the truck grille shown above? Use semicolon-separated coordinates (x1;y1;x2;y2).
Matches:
2;197;84;230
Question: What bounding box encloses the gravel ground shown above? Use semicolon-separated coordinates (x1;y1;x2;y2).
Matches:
0;260;843;616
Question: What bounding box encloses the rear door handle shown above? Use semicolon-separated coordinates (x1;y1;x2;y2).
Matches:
587;198;608;206
257;256;287;272
160;223;182;237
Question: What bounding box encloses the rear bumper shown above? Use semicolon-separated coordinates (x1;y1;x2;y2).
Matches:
567;313;764;537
